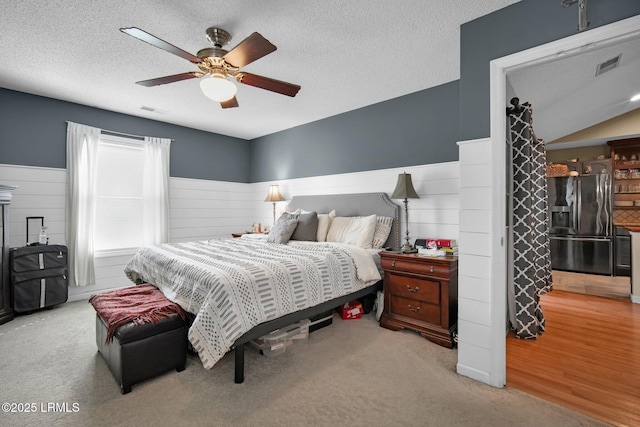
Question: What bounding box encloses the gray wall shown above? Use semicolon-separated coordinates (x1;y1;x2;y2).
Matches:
250;0;640;182
0;89;251;183
250;81;460;182
460;0;640;141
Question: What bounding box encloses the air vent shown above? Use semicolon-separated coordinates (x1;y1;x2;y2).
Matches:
140;106;168;114
595;55;621;76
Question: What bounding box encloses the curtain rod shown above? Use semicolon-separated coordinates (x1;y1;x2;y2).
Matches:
505;97;526;116
65;121;174;141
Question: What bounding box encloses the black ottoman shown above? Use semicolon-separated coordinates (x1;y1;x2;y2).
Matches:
95;313;187;394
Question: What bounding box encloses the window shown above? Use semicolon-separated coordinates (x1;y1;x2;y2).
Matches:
66;122;170;286
94;134;145;254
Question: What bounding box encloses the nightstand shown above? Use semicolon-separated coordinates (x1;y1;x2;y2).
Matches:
231;233;247;238
379;252;458;348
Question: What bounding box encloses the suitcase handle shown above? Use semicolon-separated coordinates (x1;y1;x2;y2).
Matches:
26;216;44;246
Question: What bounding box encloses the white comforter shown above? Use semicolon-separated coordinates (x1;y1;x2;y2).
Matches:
124;238;380;369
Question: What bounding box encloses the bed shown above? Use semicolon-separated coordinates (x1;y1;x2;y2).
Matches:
124;192;400;383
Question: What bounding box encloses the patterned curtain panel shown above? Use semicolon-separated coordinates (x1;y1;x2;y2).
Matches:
508;102;553;339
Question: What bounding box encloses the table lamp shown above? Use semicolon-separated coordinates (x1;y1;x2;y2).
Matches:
391;172;420;252
265;185;285;225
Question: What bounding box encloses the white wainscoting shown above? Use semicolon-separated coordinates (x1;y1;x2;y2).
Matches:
169;177;256;242
0;161;460;302
0;164;256;301
455;138;496;385
251;162;460;243
0;165;67;248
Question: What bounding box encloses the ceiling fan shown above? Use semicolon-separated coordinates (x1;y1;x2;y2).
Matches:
120;26;301;109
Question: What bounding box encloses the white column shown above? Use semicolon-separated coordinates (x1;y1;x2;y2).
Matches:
456;138;504;387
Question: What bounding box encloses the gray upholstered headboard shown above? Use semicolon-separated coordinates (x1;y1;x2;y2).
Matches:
285;192;401;251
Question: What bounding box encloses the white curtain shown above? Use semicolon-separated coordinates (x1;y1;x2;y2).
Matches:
142;137;171;246
66;122;100;287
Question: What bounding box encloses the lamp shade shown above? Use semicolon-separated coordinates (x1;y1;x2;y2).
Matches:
264;185;285;202
200;75;237;102
391;172;419;199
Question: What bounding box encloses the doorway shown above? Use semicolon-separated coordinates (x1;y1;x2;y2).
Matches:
483;14;640;388
505;33;639;301
491;14;640;425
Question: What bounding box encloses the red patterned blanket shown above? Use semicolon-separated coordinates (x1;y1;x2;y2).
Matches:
89;284;186;342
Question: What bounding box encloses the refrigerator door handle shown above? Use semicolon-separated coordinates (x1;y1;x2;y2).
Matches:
596;175;603;235
605;174;612;237
576;179;581;232
571;199;577;234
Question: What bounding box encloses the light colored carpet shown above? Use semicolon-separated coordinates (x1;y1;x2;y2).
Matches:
0;301;606;427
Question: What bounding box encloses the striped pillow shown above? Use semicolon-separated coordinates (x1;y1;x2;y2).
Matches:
326;215;377;249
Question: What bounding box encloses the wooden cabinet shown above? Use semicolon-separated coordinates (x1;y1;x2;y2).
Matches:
379;252;458;348
609;137;640;210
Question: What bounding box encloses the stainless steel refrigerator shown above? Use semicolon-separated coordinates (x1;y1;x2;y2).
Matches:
547;173;612;275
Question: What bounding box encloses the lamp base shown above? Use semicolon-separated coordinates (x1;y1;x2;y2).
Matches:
400;245;418;254
272;202;277;225
399;198;417;253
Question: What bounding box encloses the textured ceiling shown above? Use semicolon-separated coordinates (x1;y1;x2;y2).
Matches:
0;0;519;140
508;33;640;144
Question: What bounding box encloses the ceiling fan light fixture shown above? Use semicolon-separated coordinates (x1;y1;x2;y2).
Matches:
200;74;237;102
121;26;300;107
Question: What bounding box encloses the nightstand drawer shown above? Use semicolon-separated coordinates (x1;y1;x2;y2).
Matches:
387;274;440;304
389;295;440;324
380;257;450;278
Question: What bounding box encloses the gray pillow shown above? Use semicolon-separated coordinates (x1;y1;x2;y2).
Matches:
290;211;319;241
280;212;298;222
267;218;298;244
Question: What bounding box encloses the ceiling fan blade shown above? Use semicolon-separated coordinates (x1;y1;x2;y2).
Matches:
120;27;202;64
136;71;204;87
237;73;301;97
223;32;277;68
221;96;239;109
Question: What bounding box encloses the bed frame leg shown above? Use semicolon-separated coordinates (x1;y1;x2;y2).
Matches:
234;344;245;384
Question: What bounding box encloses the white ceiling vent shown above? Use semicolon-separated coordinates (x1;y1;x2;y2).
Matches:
595;55;621;76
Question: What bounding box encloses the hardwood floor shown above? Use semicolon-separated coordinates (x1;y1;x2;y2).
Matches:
552;270;631;300
506;281;640;426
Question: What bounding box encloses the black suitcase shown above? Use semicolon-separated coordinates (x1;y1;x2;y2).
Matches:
10;245;68;313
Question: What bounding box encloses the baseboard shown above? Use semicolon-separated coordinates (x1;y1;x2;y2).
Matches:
67;293;92;303
631;294;640;304
456;363;495;387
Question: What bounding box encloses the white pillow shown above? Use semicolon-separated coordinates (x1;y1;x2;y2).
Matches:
326;214;377;249
316;210;336;242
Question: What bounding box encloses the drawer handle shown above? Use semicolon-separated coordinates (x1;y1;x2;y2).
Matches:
391;260;395;267
408;304;420;313
430;266;434;272
406;285;420;293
